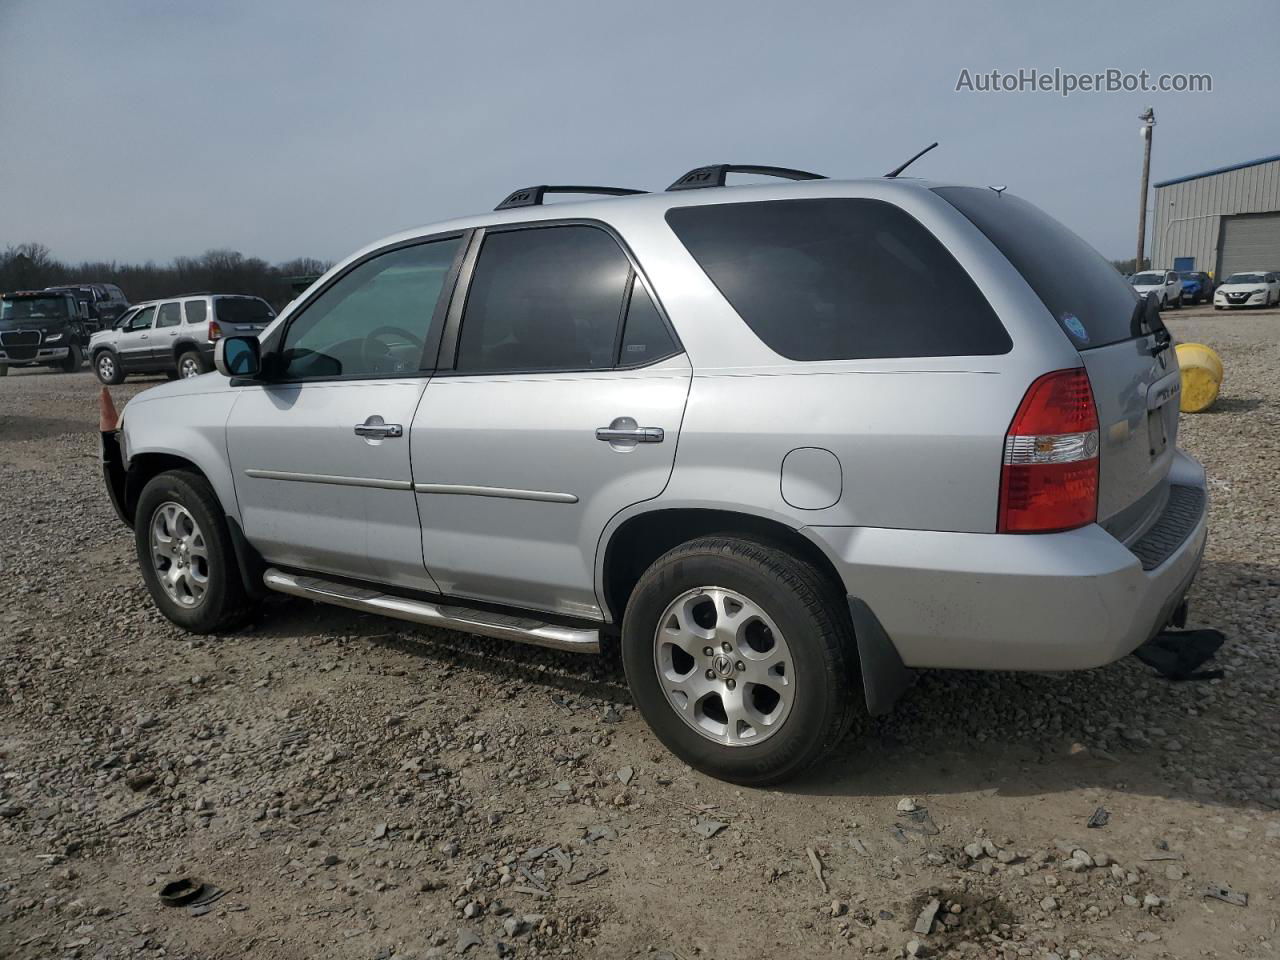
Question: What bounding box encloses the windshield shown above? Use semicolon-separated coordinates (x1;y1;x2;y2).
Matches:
1;296;71;320
215;297;274;324
1224;273;1265;284
1131;272;1165;285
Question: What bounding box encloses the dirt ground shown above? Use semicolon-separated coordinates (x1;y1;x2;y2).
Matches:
2;305;1278;960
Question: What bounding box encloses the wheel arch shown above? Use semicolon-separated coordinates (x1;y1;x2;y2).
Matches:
123;450;266;599
597;504;913;717
598;505;847;625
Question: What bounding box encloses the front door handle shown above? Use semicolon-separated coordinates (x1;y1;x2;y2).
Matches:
595;425;664;443
354;415;403;439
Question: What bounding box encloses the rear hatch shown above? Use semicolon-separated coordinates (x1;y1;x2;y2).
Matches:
214;296;276;335
936;187;1180;543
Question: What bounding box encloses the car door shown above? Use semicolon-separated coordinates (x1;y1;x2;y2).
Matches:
226;234;466;588
411;223;691;620
116;305;156;370
153;301;183;364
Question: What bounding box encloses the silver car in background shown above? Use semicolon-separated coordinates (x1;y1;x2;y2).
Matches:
100;167;1207;784
90;293;275;384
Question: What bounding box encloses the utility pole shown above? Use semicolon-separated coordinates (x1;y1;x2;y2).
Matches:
1136;107;1156;270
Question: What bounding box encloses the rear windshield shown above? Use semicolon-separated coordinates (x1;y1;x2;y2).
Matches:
215;297;274;324
934;187;1140;349
665;198;1010;361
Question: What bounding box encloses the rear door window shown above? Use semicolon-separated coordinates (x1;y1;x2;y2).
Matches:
665;198;1010;361
933;187;1140;349
454;225;631;373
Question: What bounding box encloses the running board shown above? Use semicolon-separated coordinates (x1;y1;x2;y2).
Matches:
262;568;600;653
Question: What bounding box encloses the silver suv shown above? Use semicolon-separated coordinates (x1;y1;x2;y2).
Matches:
90;294;275;384
100;167;1207;784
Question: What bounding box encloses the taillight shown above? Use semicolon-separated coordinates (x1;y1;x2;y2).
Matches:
208;320;222;340
998;368;1099;533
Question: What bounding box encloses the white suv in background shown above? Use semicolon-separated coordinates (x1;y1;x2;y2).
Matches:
90;294;275;384
1129;270;1182;309
1213;271;1280;309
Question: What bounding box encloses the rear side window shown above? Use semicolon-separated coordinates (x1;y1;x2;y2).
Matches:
184;300;207;325
455;225;631;373
665;198;1010;361
934;187;1140;349
215;297;275;325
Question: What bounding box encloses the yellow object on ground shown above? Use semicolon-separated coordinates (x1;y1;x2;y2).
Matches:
1175;342;1223;413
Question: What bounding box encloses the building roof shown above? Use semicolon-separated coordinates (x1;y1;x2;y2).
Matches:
1154;153;1280;189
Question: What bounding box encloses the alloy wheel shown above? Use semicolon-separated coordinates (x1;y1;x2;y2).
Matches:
150;501;210;607
653;587;794;746
180;357;201;378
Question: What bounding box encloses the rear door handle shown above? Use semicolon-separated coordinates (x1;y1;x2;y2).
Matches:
354;415;403;439
595;426;664;443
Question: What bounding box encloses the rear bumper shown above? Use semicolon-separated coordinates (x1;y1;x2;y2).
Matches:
807;449;1208;672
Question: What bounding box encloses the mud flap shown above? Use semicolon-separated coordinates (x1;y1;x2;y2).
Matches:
847;597;913;715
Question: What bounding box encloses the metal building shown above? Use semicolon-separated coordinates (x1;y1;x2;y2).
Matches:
1149;153;1280;280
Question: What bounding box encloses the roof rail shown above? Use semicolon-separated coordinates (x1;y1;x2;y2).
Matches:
666;164;826;192
494;185;647;211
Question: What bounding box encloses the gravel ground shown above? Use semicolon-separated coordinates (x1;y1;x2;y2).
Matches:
2;306;1278;960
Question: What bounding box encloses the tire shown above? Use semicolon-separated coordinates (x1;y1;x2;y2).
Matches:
165;370;180;381
621;536;860;786
177;349;209;379
1214;305;1223;311
94;350;125;385
1159;297;1167;310
134;470;256;634
59;343;83;372
0;364;8;377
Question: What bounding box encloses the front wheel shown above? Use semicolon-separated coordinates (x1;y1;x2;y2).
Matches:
135;470;256;633
94;351;125;384
59;344;83;372
621;536;860;786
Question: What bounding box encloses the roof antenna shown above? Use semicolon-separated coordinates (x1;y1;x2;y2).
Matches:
988;184;1007;196
884;141;939;178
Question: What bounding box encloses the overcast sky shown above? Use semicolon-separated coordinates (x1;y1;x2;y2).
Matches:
1;0;1275;265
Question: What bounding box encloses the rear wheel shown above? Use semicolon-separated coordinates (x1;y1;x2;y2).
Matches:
135;470;256;633
621;536;860;786
0;364;8;377
94;351;125;384
178;349;208;379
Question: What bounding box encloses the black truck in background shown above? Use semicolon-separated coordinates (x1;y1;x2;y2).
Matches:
44;282;130;332
0;290;94;374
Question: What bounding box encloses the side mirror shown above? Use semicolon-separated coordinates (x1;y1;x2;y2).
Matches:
215;336;262;379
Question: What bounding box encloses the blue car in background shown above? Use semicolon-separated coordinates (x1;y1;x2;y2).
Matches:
1179;271;1214;304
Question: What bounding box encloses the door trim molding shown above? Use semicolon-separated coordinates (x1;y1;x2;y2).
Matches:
244;468;412;491
413;482;578;504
